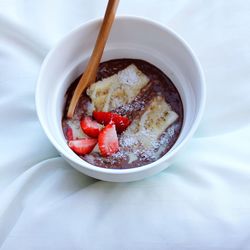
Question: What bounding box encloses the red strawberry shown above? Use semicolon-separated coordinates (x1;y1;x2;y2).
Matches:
93;111;131;133
68;138;97;155
98;123;119;157
80;116;100;138
66;126;73;141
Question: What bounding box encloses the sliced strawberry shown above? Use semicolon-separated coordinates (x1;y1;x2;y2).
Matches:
93;111;131;133
80;116;100;138
68;138;97;155
93;111;112;125
98;123;119;157
66;126;73;141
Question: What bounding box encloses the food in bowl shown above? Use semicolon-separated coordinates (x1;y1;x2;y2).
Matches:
36;16;205;181
62;58;183;169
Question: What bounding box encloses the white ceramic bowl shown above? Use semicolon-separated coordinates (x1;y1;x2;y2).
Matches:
36;16;205;182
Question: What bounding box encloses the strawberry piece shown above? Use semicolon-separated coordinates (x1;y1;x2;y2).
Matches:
93;111;112;125
68;138;97;155
98;123;119;157
80;116;100;138
66;126;73;141
93;111;131;133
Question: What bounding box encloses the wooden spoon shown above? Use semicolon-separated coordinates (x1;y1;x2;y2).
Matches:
67;0;120;118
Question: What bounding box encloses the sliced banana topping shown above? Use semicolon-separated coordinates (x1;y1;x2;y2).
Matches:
86;64;149;111
121;96;178;149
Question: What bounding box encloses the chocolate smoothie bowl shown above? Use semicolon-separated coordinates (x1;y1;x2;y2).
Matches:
36;17;205;182
62;59;184;169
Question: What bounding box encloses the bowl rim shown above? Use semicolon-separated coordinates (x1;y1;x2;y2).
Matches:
36;15;206;176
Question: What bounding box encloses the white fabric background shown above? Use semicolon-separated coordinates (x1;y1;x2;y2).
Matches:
1;0;250;249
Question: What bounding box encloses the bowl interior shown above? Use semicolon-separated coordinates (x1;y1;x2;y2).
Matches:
36;16;204;176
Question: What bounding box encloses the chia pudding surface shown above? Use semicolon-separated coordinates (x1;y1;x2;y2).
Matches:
62;59;184;169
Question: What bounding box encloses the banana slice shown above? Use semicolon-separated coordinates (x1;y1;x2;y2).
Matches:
86;64;149;111
121;96;178;149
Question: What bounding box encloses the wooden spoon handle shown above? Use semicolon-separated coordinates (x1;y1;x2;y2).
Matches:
67;0;120;118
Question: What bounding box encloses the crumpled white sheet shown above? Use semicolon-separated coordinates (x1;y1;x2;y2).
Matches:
1;0;250;249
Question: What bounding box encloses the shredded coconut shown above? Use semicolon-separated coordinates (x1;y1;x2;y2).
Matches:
86;101;94;116
118;65;139;85
117;99;145;114
66;119;86;139
117;123;179;163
